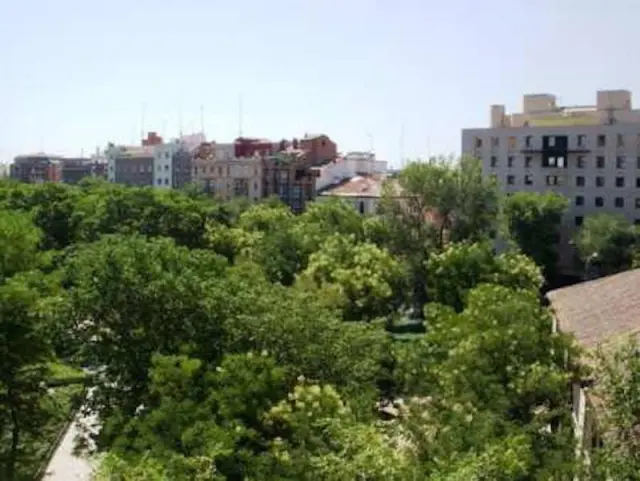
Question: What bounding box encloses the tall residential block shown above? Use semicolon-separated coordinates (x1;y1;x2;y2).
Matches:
462;89;640;272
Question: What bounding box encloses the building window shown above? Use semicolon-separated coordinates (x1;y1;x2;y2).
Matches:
575;195;584;206
525;135;532;147
508;136;516;149
596;176;605;187
474;137;482;148
575;216;584;226
524;174;533;185
165;151;170;159
617;134;625;148
576;156;585;168
164;177;169;185
615;197;624;208
164;164;169;171
637;177;640;188
596;156;605;168
507;175;515;185
577;134;586;147
576;176;585;187
616;156;626;169
597;135;606;147
637;157;640;169
491;137;499;148
490;156;498;167
157;178;161;185
616;176;625;187
507;156;514;167
548;136;556;147
595;196;604;207
636;198;640;209
525;156;532;168
546;175;561;186
359;201;365;214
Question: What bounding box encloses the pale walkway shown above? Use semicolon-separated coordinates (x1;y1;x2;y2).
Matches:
43;392;98;481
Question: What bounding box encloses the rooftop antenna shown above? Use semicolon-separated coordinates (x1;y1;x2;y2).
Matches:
238;94;244;137
400;123;405;168
367;132;374;153
140;103;146;142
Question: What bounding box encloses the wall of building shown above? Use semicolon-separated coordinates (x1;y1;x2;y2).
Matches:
462;122;640;272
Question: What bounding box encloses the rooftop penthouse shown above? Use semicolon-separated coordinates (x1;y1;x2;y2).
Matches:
490;89;640;129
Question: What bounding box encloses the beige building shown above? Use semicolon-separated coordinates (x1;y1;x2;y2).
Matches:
462;89;640;273
193;142;263;201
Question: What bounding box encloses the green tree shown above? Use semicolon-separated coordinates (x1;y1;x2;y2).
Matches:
0;275;53;481
589;338;640;480
298;234;406;321
424;242;543;311
574;214;638;277
0;211;42;281
502;192;569;280
378;156;499;309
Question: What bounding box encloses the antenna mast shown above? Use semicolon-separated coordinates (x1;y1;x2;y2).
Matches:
400;123;405;168
238;94;244;137
140;103;146;142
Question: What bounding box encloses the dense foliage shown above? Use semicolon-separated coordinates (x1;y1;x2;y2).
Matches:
0;158;638;480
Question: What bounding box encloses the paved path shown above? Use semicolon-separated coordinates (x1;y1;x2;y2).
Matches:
43;401;98;480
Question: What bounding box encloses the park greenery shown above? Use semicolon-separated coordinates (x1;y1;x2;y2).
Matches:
1;156;640;480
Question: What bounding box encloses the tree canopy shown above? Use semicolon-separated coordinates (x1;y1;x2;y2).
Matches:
0;163;635;479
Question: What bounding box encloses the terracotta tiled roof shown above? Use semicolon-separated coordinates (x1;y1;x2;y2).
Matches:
318;174;388;198
547;269;640;348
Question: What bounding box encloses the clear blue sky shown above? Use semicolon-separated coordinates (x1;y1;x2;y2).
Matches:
1;0;638;167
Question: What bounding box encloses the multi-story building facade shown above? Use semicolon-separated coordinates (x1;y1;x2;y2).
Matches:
106;132;199;189
193;141;263;200
462;89;640;271
11;154;62;183
60;158;108;184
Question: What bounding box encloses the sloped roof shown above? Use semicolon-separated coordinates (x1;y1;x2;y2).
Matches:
318;174;387;198
547;269;640;348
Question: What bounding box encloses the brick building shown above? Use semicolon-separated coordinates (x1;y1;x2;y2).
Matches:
11;154;62;183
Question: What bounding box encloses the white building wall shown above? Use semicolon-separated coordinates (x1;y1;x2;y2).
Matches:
315;152;388;191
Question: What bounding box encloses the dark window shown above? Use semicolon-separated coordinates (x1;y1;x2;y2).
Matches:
596;176;605;187
359;201;365;214
576;156;585;168
576;176;585;187
295;169;306;180
490;156;498;167
524;174;533;185
577;135;586;147
616;176;625;187
595;197;604;207
157;178;161;185
525;135;532;147
575;195;584;206
164;177;169;185
615;197;624;208
475;137;482;148
637;177;640;188
507;175;515;185
546;175;560;186
575;216;584;226
596;156;605;168
597;135;606;147
507;156;514;167
525;156;532;168
637;157;640;169
617;134;625;148
491;137;499;147
636;198;640;209
616;156;626;169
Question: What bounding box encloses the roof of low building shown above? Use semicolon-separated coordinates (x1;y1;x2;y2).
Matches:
318;174;388;198
547;269;640;348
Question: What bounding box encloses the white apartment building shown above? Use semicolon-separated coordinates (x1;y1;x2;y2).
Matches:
462;89;640;271
315;151;388;191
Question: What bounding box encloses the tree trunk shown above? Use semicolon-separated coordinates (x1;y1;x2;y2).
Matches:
7;391;20;481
